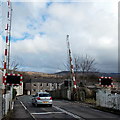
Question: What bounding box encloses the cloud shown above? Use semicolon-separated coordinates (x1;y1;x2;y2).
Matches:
0;36;4;62
0;1;118;73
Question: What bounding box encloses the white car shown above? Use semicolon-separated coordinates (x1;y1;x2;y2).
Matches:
32;92;52;107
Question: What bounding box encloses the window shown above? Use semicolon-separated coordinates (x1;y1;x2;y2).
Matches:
34;93;38;97
33;84;36;86
39;94;51;97
32;89;36;92
40;83;43;86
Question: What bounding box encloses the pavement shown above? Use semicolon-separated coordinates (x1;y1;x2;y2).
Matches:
9;99;34;120
6;96;120;120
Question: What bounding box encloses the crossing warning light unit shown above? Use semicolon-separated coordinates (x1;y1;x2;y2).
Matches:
3;73;22;86
99;77;114;87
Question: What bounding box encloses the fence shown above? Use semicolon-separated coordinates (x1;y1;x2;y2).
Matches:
5;91;14;115
96;89;120;110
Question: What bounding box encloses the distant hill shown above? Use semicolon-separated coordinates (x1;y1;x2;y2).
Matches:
55;71;120;76
55;71;70;75
19;71;63;83
24;71;61;78
1;67;120;77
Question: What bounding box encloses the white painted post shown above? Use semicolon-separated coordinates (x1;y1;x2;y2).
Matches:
0;70;3;119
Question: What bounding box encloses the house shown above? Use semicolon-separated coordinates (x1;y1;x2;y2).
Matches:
25;77;64;95
14;82;23;96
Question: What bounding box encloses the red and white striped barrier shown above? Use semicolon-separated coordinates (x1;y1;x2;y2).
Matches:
66;35;77;90
3;0;12;89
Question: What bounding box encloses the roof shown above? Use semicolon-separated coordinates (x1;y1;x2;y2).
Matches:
26;78;64;83
37;92;50;94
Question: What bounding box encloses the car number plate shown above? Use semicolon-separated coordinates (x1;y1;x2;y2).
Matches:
43;101;48;103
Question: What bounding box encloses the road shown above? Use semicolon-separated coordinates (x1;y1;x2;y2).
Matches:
17;95;120;120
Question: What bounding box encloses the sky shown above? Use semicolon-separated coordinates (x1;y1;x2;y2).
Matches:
0;0;118;73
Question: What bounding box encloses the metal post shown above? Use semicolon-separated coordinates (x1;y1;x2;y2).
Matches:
8;4;12;70
10;84;13;109
2;0;12;117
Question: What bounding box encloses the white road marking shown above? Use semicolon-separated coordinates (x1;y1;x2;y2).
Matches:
31;112;64;115
20;101;27;110
20;101;36;120
53;105;81;119
20;100;81;119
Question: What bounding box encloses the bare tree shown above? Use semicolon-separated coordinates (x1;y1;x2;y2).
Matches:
63;54;98;84
73;55;80;73
78;54;98;85
80;54;97;73
63;59;71;71
1;55;22;73
64;54;97;73
64;55;80;72
10;59;20;72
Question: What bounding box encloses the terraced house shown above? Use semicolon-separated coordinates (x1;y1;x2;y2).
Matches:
25;77;64;95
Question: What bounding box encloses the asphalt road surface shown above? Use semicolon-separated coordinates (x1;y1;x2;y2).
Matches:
18;95;120;120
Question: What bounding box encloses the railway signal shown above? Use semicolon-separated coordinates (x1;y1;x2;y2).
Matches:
99;77;114;87
4;73;23;86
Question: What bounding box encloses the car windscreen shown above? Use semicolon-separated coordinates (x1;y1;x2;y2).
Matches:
39;94;51;97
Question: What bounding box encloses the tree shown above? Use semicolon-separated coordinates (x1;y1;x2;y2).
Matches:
1;55;23;73
64;53;97;69
73;55;80;73
79;54;98;85
64;54;97;73
64;54;98;85
10;59;21;72
80;54;97;73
